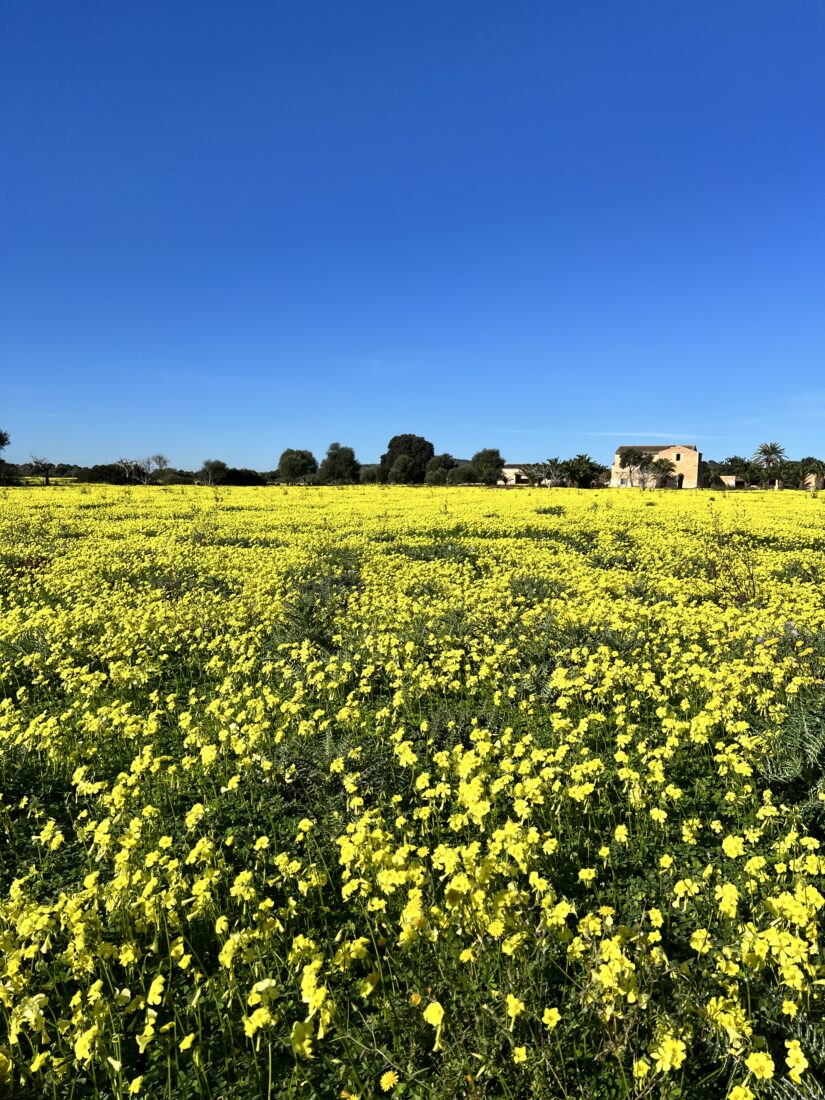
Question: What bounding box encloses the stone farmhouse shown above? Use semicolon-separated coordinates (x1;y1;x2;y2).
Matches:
610;444;703;488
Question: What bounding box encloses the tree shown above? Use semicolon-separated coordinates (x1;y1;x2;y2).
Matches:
30;455;55;486
359;464;379;484
378;435;434;484
116;455;169;484
776;459;803;489
544;457;566;487
470;448;505;486
278;449;318;484
221;467;266;486
752;442;786;484
79;463;131;484
0;429;11;485
200;459;229;486
618;447;647;488
519;463;550;487
425;453;459;485
719;456;752;483
446;464;474;485
388;454;416;483
317;442;360;484
649;457;676;488
561;454;608;488
798;456;825;489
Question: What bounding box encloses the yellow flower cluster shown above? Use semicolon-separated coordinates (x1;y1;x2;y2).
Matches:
0;484;823;1097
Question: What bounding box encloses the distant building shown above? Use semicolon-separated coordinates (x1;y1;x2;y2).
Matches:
500;464;534;486
804;471;825;491
719;474;746;489
610;444;703;488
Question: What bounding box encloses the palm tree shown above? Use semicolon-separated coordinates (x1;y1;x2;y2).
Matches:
752;442;785;487
650;457;676;487
752;442;785;470
544;457;565;487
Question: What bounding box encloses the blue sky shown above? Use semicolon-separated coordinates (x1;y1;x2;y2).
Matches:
2;1;824;468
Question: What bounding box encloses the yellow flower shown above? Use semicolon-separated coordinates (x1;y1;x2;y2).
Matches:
423;1001;444;1050
74;1024;99;1063
690;928;712;955
744;1052;774;1080
651;1035;686;1073
129;1079;144;1096
729;1086;754;1100
179;1032;196;1052
512;1046;527;1064
785;1040;808;1084
380;1070;400;1092
722;835;745;859
542;1007;561;1030
290;1019;314;1059
505;994;525;1025
147;974;165;1006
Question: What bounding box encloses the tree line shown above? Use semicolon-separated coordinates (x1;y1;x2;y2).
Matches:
708;443;825;489
0;432;508;487
1;429;821;489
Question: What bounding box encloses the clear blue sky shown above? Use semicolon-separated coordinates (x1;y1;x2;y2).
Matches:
2;1;824;468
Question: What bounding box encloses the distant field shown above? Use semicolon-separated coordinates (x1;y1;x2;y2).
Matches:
1;485;824;1098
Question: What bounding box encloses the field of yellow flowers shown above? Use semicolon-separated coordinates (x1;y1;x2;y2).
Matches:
1;485;824;1099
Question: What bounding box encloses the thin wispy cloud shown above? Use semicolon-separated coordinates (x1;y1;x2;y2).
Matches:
498;429;729;440
581;431;728;440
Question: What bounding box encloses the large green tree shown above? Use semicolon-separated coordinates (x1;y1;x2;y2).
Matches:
378;434;434;484
470;448;505;486
199;459;229;486
317;442;360;484
425;454;459;485
388;454;416;483
278;449;318;483
561;454;608;488
719;456;752;482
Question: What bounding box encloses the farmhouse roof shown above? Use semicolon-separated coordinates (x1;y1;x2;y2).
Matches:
615;444;697;455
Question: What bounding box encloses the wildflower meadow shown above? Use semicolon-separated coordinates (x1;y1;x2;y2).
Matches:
1;485;824;1099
